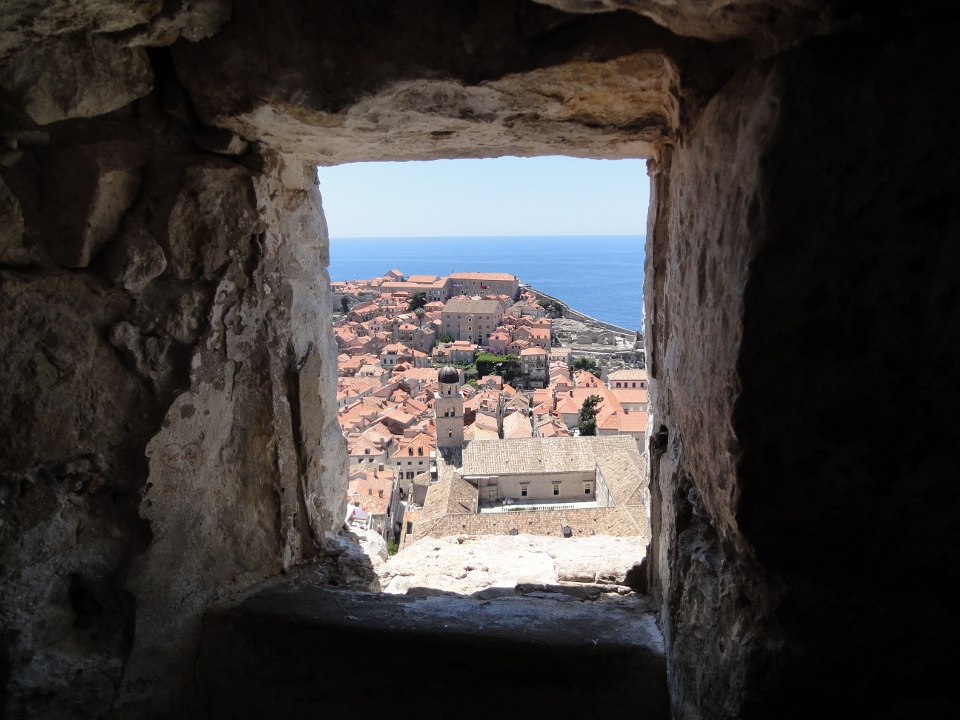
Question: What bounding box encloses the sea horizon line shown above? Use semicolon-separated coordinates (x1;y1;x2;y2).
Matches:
329;233;646;240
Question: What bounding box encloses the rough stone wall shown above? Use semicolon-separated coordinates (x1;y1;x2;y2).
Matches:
4;1;959;718
0;52;346;718
645;17;960;720
168;0;746;163
644;60;782;719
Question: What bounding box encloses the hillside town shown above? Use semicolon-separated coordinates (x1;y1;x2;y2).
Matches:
332;270;649;550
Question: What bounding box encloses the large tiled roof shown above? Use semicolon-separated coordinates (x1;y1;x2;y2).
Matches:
442;297;503;315
450;272;516;281
460;436;623;476
609;387;649;404
414;471;478;541
607;368;648;381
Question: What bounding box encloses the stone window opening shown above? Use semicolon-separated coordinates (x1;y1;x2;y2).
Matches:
4;3;942;718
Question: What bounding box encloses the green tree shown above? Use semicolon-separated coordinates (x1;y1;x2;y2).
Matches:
578;394;603;436
438;332;456;343
475;352;520;382
407;292;427;312
538;299;565;315
414;307;425;327
340;296;349;313
573;357;601;378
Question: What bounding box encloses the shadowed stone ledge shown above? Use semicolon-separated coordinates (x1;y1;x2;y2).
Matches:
196;581;669;719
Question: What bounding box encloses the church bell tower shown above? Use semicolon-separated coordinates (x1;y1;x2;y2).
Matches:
435;366;464;448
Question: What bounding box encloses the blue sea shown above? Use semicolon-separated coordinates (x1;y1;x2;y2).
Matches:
329;236;645;331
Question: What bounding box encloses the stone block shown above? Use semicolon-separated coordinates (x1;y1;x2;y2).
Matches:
0;173;29;265
166;164;257;280
42;141;143;268
193;129;249;156
0;32;153;125
103;221;167;293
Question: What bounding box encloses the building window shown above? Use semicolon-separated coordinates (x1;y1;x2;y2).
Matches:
406;521;413;534
521;485;528;497
553;484;560;496
584;484;592;495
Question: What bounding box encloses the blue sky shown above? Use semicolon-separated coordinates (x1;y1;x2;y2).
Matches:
316;156;649;238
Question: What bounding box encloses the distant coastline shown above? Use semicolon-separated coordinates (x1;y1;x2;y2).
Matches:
329;235;645;331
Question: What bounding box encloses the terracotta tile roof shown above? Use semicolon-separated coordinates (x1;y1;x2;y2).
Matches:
503;411;533;439
609;387;649;404
380;406;416;427
450;272;516;281
347;470;396;516
389;431;436;460
599;410;648;433
464;424;500;442
442;297;504;315
574;370;604;388
393;368;439;382
607;368;648;381
470;413;499;433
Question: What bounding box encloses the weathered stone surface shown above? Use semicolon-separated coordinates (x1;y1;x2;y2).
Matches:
535;0;827;43
118;0;232;46
193;128;249;156
132;281;211;346
170;0;740;163
0;272;140;470
0;33;153;124
0;1;163;57
102;220;168;293
0;477;144;720
41;140;143;268
382;533;646;595
2;2;958;719
117;163;347;716
109;320;177;393
0;272;151;716
196;582;669;719
166;162;257;279
0;173;30;265
645;26;960;720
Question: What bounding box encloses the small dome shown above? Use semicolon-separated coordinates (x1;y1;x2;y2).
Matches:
438;366;460;384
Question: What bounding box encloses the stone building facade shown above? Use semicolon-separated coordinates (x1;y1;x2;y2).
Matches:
449;272;519;299
440;297;505;344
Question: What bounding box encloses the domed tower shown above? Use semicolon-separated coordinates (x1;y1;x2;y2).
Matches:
435;365;464;448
